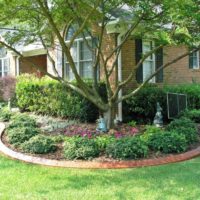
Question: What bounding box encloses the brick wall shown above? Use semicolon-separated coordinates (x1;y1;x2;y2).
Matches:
163;46;200;84
120;41;200;90
98;32;117;88
121;39;138;91
19;55;47;77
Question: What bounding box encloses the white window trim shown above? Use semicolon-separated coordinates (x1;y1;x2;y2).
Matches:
142;40;156;83
64;37;93;80
190;51;200;69
0;57;9;77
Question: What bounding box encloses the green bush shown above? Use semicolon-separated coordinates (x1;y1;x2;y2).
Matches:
166;117;198;144
0;107;12;122
7;127;39;146
124;83;200;123
21;135;57;154
52;135;66;143
147;131;187;153
164;84;200;110
167;117;196;130
8;113;37;129
16;74;106;122
181;109;200;123
124;85;167;123
64;137;99;160
106;136;148;160
141;125;163;142
95;135;115;152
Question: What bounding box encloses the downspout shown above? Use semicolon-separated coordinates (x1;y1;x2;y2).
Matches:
117;33;123;122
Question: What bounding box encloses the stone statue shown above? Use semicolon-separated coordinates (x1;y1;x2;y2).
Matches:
153;102;163;127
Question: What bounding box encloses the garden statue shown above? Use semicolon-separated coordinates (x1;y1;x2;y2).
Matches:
96;117;107;132
153;102;163;127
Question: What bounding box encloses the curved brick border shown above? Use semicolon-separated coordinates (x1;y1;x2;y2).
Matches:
0;122;200;169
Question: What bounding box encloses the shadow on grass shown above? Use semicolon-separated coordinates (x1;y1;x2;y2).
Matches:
47;158;200;200
0;153;200;200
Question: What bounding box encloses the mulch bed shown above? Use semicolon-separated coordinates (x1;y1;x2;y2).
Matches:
2;125;200;162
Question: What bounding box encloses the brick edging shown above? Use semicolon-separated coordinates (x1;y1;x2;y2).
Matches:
0;122;200;169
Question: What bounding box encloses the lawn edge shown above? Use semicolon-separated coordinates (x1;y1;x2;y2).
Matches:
0;122;200;169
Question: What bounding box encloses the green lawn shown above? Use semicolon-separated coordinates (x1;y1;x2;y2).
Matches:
0;154;200;200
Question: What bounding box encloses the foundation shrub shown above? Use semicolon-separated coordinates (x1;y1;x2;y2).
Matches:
124;83;200;123
16;74;106;122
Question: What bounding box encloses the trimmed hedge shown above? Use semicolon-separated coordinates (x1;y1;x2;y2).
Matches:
16;75;106;122
124;83;200;123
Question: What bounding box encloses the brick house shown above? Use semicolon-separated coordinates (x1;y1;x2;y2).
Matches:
0;32;47;78
2;18;199;120
45;21;199;120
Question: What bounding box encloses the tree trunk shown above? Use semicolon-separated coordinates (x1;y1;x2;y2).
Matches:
104;105;116;130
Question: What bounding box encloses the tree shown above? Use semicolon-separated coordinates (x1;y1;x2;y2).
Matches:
0;0;199;128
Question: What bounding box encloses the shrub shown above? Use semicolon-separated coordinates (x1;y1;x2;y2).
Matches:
106;136;148;160
124;83;200;123
167;117;196;130
16;74;106;122
8;113;37;129
95;135;115;152
141;125;162;142
52;135;66;143
21;135;57;154
164;84;200;110
64;137;99;160
0;107;12;122
166;117;198;144
127;120;137;127
181;109;200;123
7;127;39;146
124;85;167;123
147;131;187;153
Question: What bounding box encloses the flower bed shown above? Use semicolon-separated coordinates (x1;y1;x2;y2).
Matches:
1;107;200;161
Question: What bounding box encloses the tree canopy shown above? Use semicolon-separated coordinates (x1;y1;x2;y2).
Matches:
0;0;199;127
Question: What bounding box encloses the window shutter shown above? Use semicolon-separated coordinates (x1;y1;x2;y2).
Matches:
189;53;193;69
155;48;163;83
135;39;143;83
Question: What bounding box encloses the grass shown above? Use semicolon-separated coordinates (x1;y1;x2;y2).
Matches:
0;154;200;200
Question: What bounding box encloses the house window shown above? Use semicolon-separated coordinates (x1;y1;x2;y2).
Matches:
65;27;93;81
142;40;155;83
189;51;199;69
0;47;9;77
